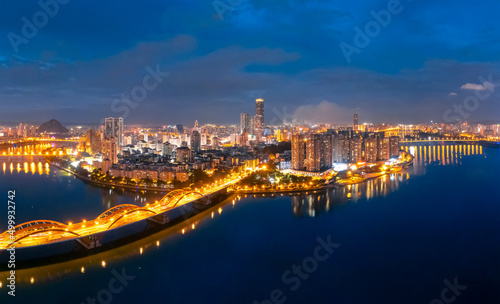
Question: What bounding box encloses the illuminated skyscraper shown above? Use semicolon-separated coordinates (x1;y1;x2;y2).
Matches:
353;114;358;131
104;117;123;146
364;137;378;163
102;137;118;164
291;134;307;170
86;129;102;154
255;98;264;140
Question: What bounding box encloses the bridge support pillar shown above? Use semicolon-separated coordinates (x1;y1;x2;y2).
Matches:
148;213;169;225
76;233;103;249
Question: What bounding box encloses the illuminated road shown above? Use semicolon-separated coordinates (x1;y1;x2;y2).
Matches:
0;174;243;250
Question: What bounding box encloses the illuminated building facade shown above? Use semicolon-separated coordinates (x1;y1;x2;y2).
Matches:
255;98;264;141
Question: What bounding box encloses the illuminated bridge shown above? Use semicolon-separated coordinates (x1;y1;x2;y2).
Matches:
0;175;242;250
400;139;478;143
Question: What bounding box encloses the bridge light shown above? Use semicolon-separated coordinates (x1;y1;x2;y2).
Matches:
101;261;106;268
181;229;185;234
140;247;143;255
81;267;85;273
156;241;160;247
30;277;34;284
191;224;195;229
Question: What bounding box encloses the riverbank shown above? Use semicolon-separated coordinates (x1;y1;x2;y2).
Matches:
48;161;173;193
232;153;414;195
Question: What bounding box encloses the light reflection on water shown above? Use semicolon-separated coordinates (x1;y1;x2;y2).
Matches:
0;142;489;287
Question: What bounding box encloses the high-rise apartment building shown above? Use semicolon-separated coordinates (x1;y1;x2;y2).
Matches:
349;136;362;163
102;137;118;164
176;147;191;163
86;129;102;154
291;134;307;171
377;137;390;161
190;130;201;151
353;114;359;131
364;137;378;163
255;98;264;141
240;113;251;134
292;133;333;172
104;117;123;146
389;136;400;158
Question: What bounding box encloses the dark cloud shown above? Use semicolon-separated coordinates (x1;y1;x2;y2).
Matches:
0;0;498;125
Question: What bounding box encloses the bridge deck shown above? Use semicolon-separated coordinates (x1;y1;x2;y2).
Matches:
0;175;242;250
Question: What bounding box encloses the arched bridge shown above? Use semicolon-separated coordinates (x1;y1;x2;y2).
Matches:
0;174;242;250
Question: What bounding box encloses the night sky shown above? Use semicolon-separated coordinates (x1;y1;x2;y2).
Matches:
0;0;499;125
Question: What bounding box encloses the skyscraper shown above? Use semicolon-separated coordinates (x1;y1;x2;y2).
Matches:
86;129;102;154
292;133;333;172
389;136;400;158
240;113;251;134
291;134;307;170
102;137;118;164
255;98;264;141
364;137;378;163
190;130;201;151
353;114;358;131
104;117;124;146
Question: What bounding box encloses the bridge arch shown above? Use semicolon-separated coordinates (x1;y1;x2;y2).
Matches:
165;191;204;209
107;208;157;229
96;204;140;221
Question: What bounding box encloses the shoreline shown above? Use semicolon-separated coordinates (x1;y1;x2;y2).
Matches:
232;154;414;195
49;153;414;196
49;161;173;193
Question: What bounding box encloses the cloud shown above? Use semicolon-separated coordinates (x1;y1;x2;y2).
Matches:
292;100;357;125
460;81;494;91
448;92;457;96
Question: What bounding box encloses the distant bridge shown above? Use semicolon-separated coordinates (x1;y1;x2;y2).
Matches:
400;139;477;143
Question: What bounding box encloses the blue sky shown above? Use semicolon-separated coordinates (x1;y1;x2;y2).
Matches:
0;0;499;125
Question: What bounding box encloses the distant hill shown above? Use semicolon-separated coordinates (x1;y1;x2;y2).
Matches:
37;119;69;134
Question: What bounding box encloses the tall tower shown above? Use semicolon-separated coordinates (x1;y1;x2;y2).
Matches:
104;117;123;146
255;98;264;140
353;114;358;131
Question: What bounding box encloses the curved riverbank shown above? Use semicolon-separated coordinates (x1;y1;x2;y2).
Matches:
232;153;414;195
49;161;173;193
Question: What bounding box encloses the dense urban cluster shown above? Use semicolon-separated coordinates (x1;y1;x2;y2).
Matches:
0;98;499;189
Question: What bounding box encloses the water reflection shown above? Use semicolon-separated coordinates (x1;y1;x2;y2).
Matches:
0;142;76;156
2;161;50;176
0;200;235;286
0;142;488;286
292;143;485;217
292;171;411;217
